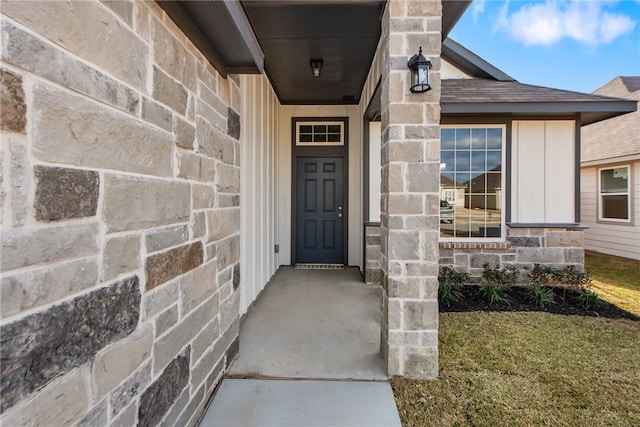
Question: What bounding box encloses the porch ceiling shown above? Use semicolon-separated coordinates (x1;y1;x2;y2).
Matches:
159;1;472;105
241;0;386;105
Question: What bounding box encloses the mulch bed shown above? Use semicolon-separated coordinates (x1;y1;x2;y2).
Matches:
440;285;639;321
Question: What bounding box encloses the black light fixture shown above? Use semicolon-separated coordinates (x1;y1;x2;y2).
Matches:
310;59;323;78
408;47;432;93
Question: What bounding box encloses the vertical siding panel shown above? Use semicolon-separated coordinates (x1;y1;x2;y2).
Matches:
545;121;575;222
240;75;281;314
514;121;546;222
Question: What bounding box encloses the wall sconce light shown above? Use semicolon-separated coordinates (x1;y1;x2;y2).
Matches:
310;59;323;78
408;47;432;93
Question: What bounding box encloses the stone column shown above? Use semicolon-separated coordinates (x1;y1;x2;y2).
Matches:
379;0;442;378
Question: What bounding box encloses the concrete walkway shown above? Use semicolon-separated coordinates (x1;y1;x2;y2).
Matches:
199;268;401;426
200;379;402;427
227;267;387;380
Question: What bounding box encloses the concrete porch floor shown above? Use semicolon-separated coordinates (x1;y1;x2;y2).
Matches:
227;267;387;380
198;268;401;427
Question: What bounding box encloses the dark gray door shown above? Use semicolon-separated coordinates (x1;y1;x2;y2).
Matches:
295;157;344;264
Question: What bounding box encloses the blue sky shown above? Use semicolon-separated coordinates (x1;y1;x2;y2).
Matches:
449;0;640;93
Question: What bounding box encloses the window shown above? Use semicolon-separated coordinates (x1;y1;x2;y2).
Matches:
440;126;505;240
296;122;344;145
599;166;630;222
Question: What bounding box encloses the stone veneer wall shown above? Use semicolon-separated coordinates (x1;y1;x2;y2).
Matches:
364;224;382;284
439;228;585;279
0;1;240;426
365;225;585;283
379;0;443;378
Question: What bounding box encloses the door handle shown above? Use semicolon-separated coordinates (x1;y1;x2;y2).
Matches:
338;206;343;217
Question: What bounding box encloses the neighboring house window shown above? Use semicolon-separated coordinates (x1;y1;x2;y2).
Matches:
440;126;505;240
599;166;631;222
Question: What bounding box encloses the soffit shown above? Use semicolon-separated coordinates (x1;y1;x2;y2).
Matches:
160;1;472;105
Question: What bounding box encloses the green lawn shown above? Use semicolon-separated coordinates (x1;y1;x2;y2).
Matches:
392;312;640;426
586;251;640;316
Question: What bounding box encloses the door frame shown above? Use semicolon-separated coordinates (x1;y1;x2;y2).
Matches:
291;117;349;265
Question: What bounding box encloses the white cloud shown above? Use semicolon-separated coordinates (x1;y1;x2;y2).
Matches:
472;0;486;22
494;0;637;46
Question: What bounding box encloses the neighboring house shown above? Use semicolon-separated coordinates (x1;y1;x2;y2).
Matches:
581;77;640;260
0;1;635;426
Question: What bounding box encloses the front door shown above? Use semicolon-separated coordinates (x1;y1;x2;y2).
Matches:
295;157;344;264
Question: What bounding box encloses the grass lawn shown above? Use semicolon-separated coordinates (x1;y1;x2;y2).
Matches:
585;251;640;316
392;312;640;426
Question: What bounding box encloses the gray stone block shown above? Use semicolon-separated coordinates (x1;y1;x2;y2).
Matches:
0;367;89;427
92;323;153;399
153;297;215;374
143;281;178;320
197;118;234;164
179;260;217;315
153;66;188;115
206;209;240;242
191;211;206;239
1;20;139;114
507;236;541;247
1;257;99;318
32;83;172;177
1;222;99;272
141;97;172;132
174;117;195;149
216;163;240;193
33;166;99;221
110;361;151;417
227;107;240;140
138;347;190;427
75;398;108;427
470;253;500;268
145;224;189;254
404;300;438;331
2;1;148;90
102;234;141;281
153;19;197;92
0;276;140;412
0;68;26;133
103;174;190;233
9;136;29;226
155;305;179;337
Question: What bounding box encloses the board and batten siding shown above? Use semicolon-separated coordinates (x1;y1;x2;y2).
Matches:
581;162;640;260
240;74;280;314
511;120;576;223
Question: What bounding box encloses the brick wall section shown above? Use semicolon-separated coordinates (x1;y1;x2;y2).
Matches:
0;1;240;425
379;0;443;378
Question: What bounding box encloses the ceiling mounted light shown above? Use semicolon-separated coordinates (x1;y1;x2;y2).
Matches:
408;47;432;93
310;59;323;78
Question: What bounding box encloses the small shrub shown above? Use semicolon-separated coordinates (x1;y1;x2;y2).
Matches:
479;283;510;304
525;283;555;309
439;267;471;287
528;264;554;286
482;264;519;287
438;267;469;307
439;281;463;306
577;289;599;310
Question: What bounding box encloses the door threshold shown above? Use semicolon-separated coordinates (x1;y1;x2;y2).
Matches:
294;264;345;270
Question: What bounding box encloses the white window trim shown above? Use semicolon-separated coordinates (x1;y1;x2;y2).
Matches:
597;165;631;223
296;121;344;146
439;124;507;242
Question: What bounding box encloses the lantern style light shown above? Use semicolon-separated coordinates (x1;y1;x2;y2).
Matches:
408;47;432;93
310;59;323;78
